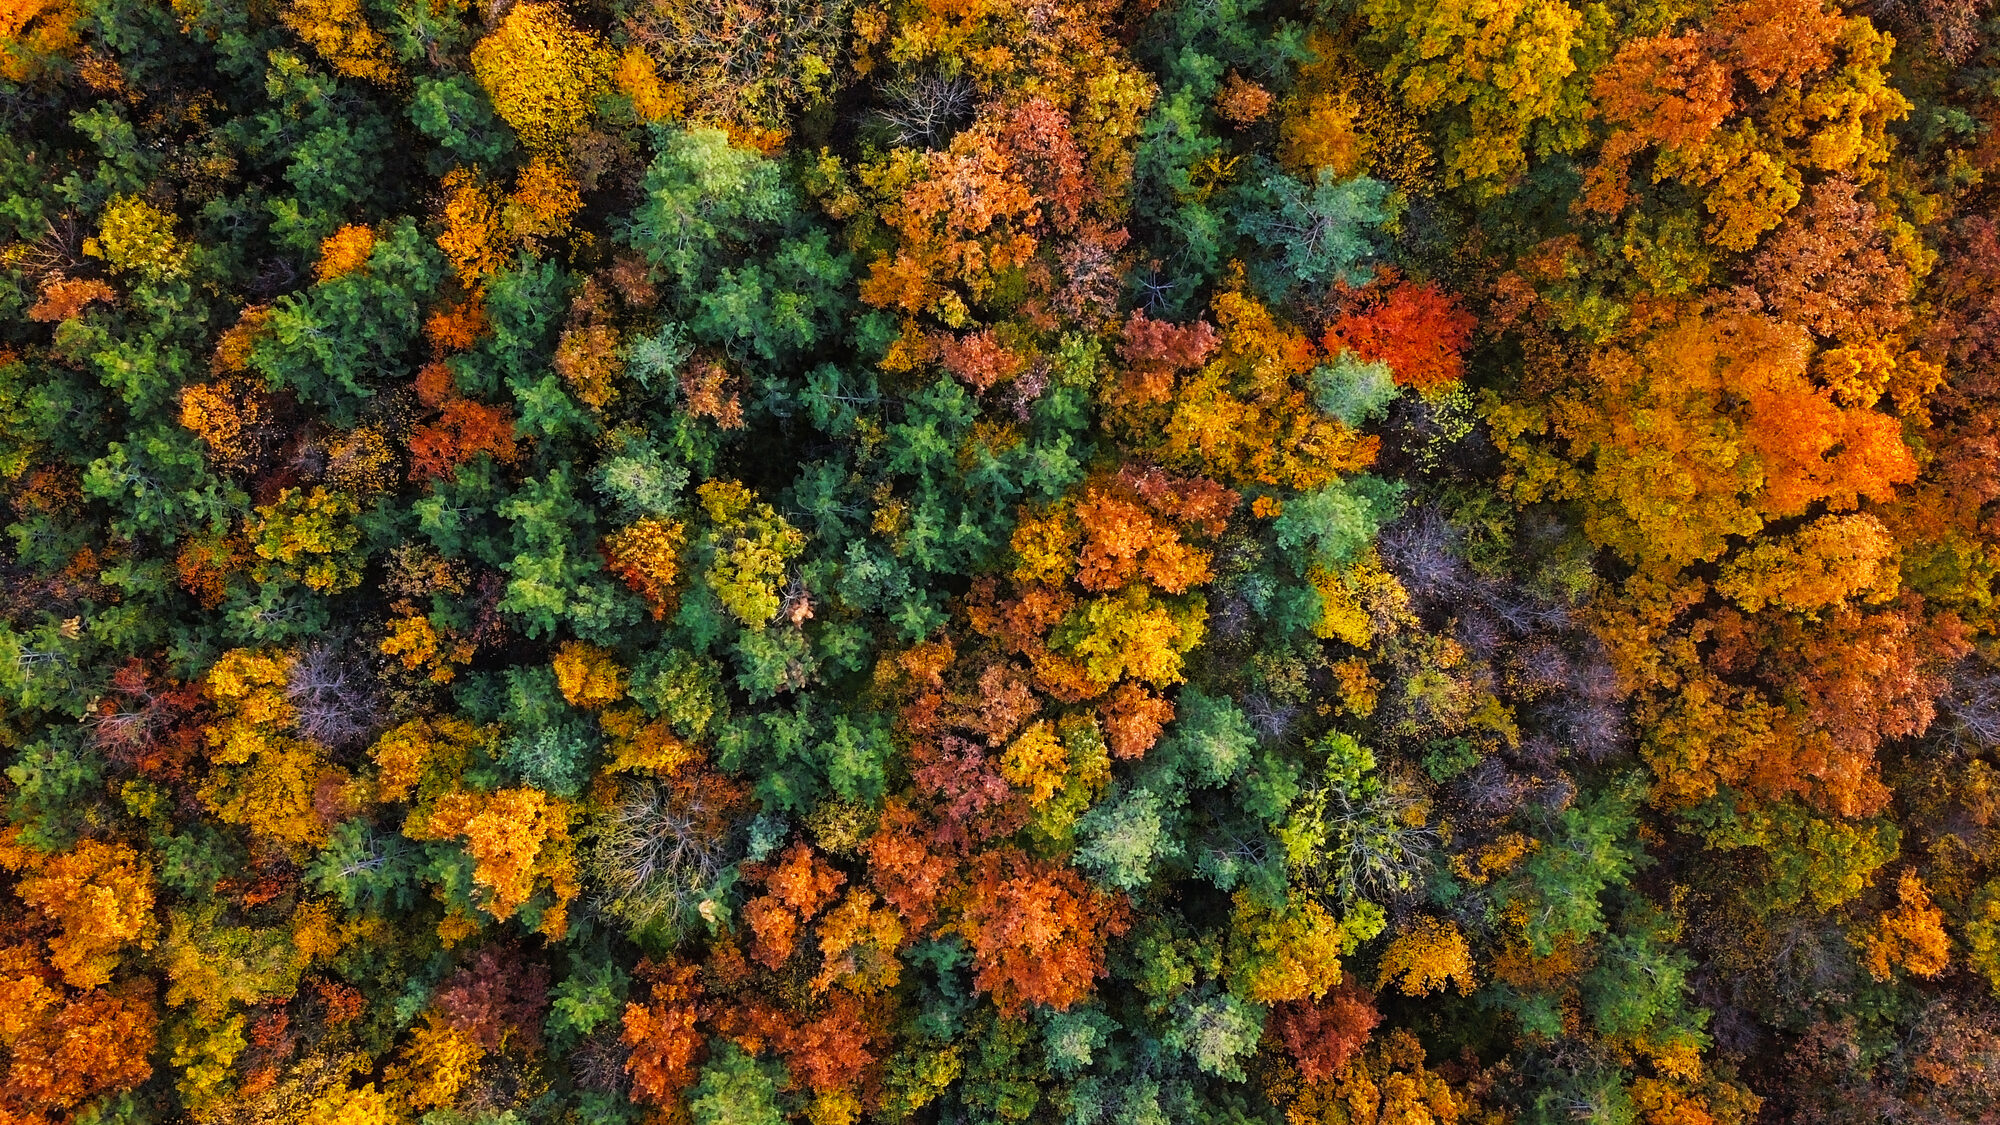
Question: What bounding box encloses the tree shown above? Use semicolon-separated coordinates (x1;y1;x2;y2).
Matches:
408;787;580;936
1270;976;1381;1083
1375;916;1473;996
469;2;612;154
1324;278;1477;390
1357;0;1589;192
623;958;706;1106
281;0;397;83
952;847;1130;1014
688;1043;786;1125
0;833;157;990
1856;871;1949;981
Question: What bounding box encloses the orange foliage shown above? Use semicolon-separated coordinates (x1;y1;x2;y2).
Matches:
941;327;1028;393
951;847;1129;1014
623;958;705;1106
314;224;375;281
864;800;956;933
1270;976;1381;1083
1858;871;1950;981
1099;681;1173;759
0;961;157;1122
176;532;243;609
859;120;1041;325
0;0;80;82
408;398;520;481
1284;1029;1474;1125
1325;278;1477;390
179;375;277;471
426;295;487;354
1115;309;1218;406
0;834;157;990
505;157;583;240
746;842;846;970
1216;72;1275;126
210;305;272;374
603;517;688;618
612;45;683;122
26;275;114;322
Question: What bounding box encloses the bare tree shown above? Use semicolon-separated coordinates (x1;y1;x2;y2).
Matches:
286;640;383;750
877;71;977;149
590;776;745;940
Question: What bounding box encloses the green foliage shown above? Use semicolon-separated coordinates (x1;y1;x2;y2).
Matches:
689;1044;787;1125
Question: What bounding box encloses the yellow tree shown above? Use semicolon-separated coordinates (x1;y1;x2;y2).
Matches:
469;2;611;155
1357;0;1592;193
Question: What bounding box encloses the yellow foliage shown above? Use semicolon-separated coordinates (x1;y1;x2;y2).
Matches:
553;323;622;409
393;1012;486;1111
600;706;701;775
200;648;339;849
281;0;398;83
245;486;365;593
1227;892;1346;1003
469;2;612;154
1713;512;1899;616
314;223;376;281
160;907;312;1019
1376;916;1475;996
88;195;187;280
1630;1076;1762;1125
179;375;273;470
380;615;474;684
1010;505;1080;586
168;1010;248;1109
604;516;688;619
205;648;295;742
370;717;479;805
321;425;398;494
200;735;330;850
1000;721;1067;806
1966;880;2000;996
409;787;580;936
290;899;345;964
302;1082;408;1125
1063;584;1205;690
1284;1030;1474;1125
1358;0;1585;191
552;640;626;708
1148;287;1378;490
1817;337;1898;408
808;1090;864;1125
698;479;807;626
814;889;905;995
437;167;508;286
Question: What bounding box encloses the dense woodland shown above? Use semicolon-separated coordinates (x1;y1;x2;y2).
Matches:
2;0;1999;1121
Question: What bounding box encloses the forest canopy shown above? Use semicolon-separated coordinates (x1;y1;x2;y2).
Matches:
2;0;2000;1123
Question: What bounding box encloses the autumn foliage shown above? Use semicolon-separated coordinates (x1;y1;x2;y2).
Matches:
6;0;2000;1122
